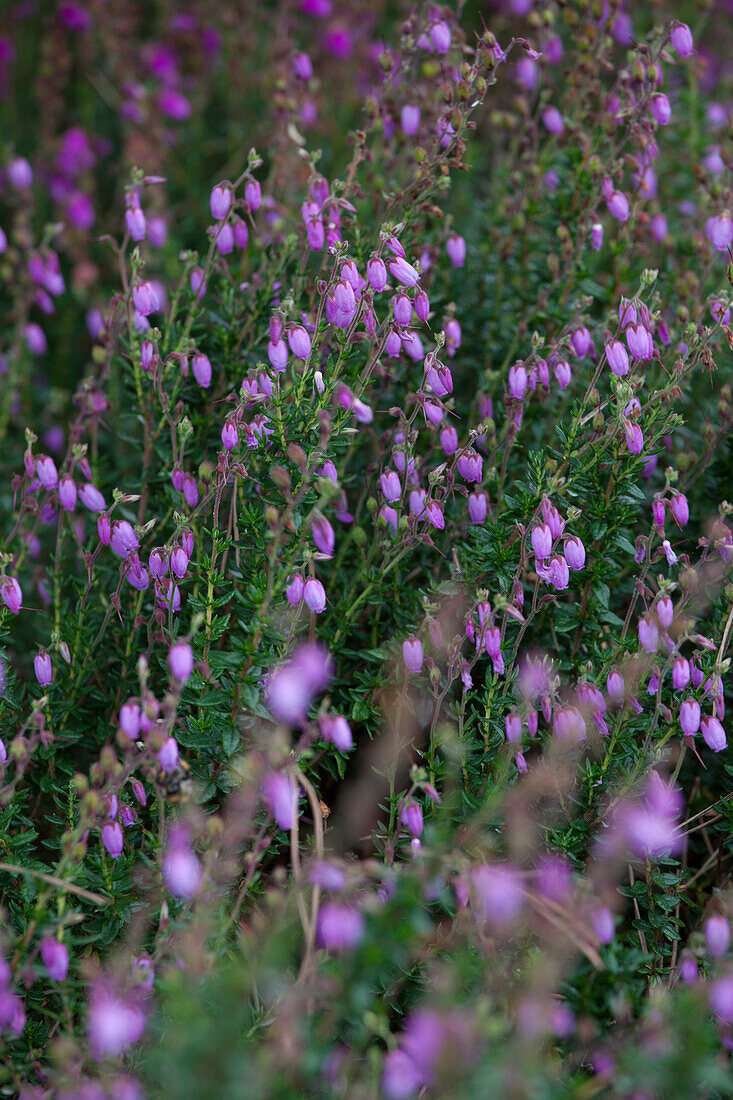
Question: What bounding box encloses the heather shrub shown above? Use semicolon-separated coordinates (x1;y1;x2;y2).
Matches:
2;1;733;1097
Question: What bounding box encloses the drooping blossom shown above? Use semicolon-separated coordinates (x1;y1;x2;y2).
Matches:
316;903;365;953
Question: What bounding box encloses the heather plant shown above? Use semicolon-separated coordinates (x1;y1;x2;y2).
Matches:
2;1;733;1097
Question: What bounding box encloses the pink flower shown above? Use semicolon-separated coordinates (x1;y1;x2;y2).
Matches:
606;188;629;222
263;772;298;830
131;281;159;316
508;362;528;400
531;523;553;561
470;863;523;928
125;206;146;241
245;179;261;212
388;257;420;287
168;642;194;682
468;491;488;524
1;577;22;615
638;617;659;653
319;713;353;752
119;702;141;739
192;353;212;388
182;474;198;508
705;916;730;957
591;907;615;944
446;234;466;268
102;822;123;859
651;93;671;126
304;577;326;612
209;184;232;220
670;22;693;58
287;324;312;360
605;340;629;376
401;104;421;136
79;483;106;511
669;492;689;526
263;643;332;725
88;985;145;1060
110;520;139;559
366;256;387;292
564;536;585;571
403;637;423;674
626;323;654;361
701;715;727;752
679;698;701;736
36;455;59;489
41;938;69;981
624;421;644;455
316;903;365;953
312;515;335;557
34;652;52;686
221;420;239;451
162;827;202;898
400;800;423;837
58;476;77;511
542;106;564;135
